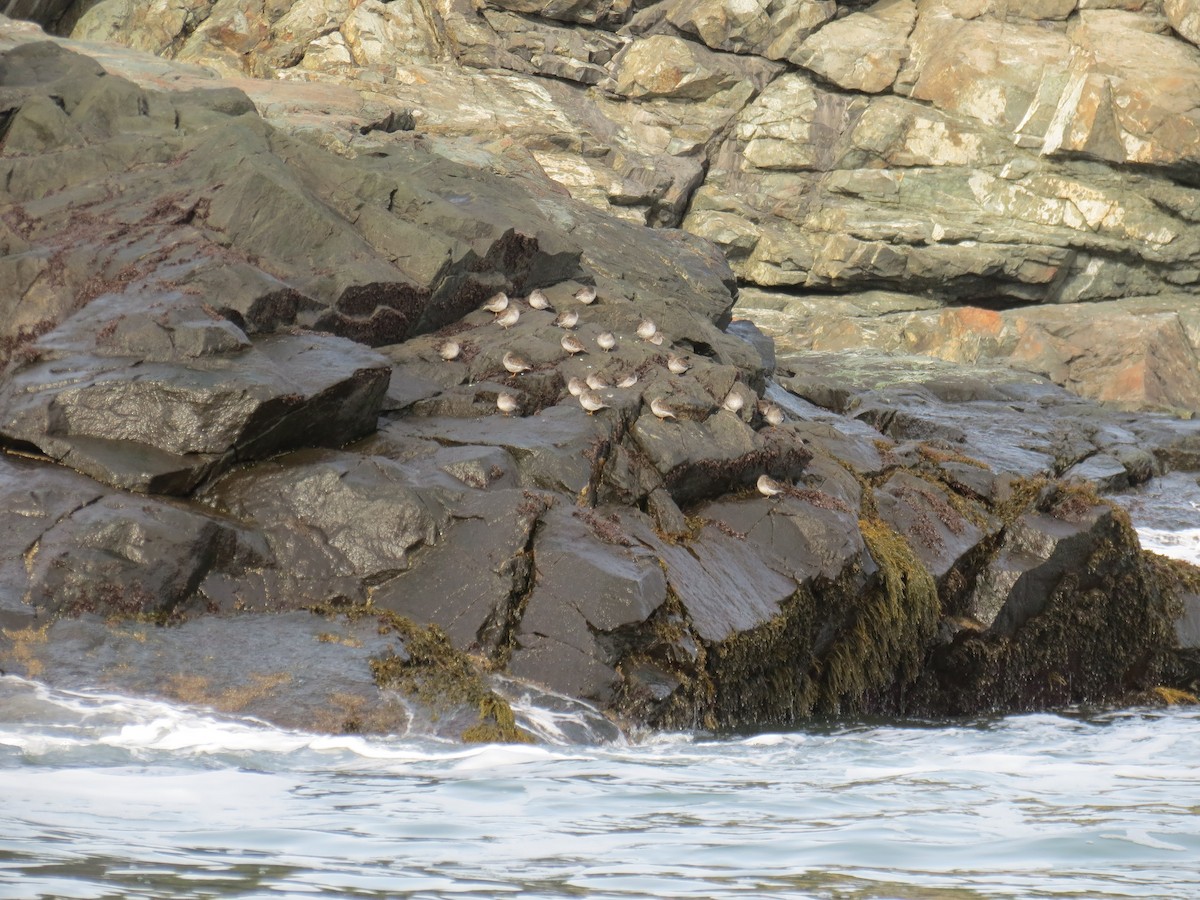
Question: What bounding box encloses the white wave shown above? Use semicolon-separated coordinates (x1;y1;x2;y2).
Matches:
447;743;562;771
493;675;626;746
0;676;454;762
1137;527;1200;566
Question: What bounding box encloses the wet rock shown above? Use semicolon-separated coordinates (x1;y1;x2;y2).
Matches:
25;491;265;620
873;470;998;582
919;494;1179;715
198;449;452;608
631;410;812;505
0;609;530;740
395;407;609;497
1175;591;1200;649
968;504;1112;635
508;505;667;701
776;349;1197;489
700;493;872;586
0;329;391;494
370;488;541;651
627;514;796;644
0;453;104;628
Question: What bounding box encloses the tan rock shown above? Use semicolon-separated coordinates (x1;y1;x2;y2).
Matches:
612;33;744;101
1166;0;1200;46
484;0;634;28
900;12;1075;135
792;0;917;93
739;290;1200;413
1065;10;1200;166
70;0;212;57
649;0;836;59
341;0;445;67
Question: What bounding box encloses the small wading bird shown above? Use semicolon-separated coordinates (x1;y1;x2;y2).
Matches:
502;351;532;375
527;289;552;310
575;285;597;305
439;340;460;361
650;397;676;420
497;392;519;416
561;334;586;356
585;373;609;391
760;401;784;426
617;373;638;389
579;390;609;414
597;332;616;353
636;320;657;342
667;353;690;375
757;474;784;498
555;310;579;329
496;306;520;330
647;332;664;346
723;389;744;413
567;376;588;397
483;292;509;313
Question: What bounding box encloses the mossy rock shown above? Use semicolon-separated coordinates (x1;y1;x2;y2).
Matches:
368;611;533;743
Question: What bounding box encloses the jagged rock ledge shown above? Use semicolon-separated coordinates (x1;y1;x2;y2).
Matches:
1;26;1198;741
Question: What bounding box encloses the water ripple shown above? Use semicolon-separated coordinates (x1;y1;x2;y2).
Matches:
3;676;1200;898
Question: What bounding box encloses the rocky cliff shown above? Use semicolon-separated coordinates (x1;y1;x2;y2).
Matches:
11;0;1200;411
1;4;1198;740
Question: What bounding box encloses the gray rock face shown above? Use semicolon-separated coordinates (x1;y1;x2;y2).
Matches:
1;328;391;493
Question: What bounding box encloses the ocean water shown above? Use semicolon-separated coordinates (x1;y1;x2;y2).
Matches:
2;522;1199;900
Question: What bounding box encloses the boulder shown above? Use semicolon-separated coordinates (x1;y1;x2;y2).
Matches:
0;328;391;493
1167;0;1200;47
508;504;667;701
741;292;1200;414
198;450;452;608
792;0;916;93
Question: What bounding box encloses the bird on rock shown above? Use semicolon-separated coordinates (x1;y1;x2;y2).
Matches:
496;306;520;330
579;390;609;415
439;340;461;361
667;353;690;375
502;351;532;375
757;474;784;498
555;310;579;329
650;397;677;420
574;285;597;305
567;376;588;397
636;319;657;342
561;334;586;356
597;332;617;353
723;389;745;413
483;292;509;313
527;289;552;310
759;401;784;426
497;392;519;416
617;373;638;389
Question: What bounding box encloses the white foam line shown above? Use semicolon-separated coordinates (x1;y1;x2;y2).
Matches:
1137;528;1200;565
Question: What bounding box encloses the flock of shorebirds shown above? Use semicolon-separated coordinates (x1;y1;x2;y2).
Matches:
436;285;787;430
